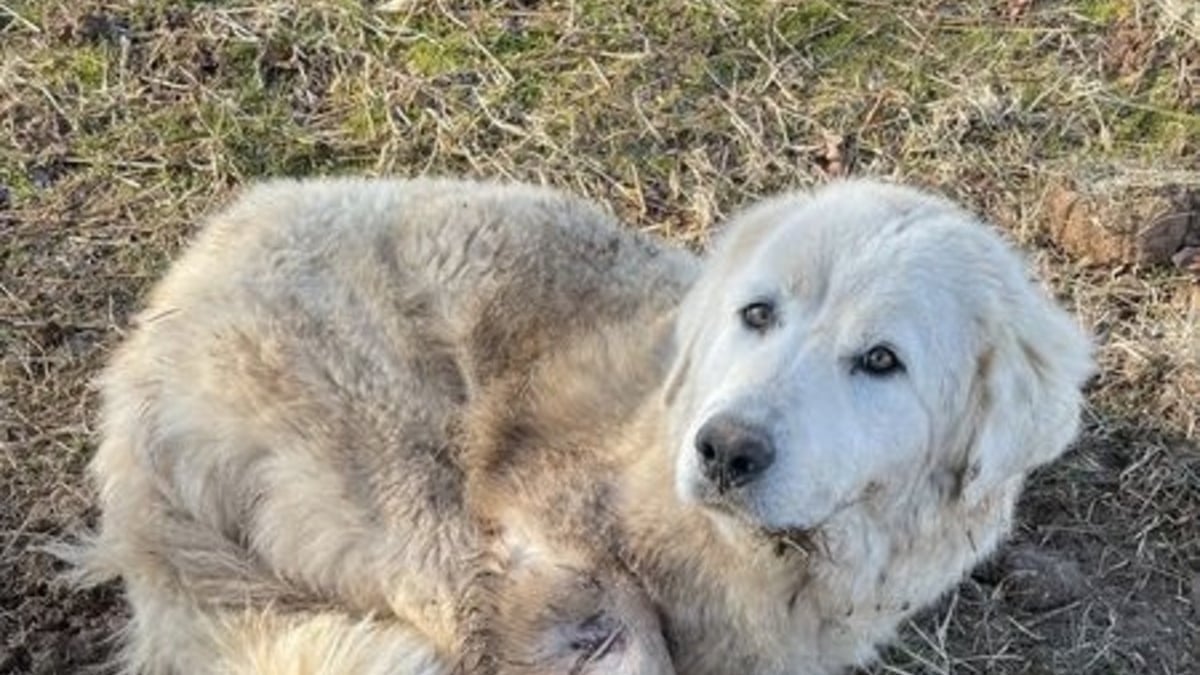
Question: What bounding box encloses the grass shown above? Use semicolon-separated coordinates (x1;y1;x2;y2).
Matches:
1;0;1198;672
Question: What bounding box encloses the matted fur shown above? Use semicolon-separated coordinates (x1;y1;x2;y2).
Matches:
78;177;1093;674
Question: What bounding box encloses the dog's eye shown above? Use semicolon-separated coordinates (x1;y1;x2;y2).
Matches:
857;345;903;376
739;301;776;332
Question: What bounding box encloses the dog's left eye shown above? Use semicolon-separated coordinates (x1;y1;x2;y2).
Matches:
856;345;903;376
739;301;776;332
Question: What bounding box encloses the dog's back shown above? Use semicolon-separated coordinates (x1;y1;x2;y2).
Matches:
82;178;695;673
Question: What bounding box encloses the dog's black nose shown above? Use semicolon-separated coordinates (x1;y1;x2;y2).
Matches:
695;415;775;490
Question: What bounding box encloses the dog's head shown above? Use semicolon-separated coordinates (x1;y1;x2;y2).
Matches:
665;180;1093;542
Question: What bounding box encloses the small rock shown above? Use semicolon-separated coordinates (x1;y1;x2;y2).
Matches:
1138;212;1191;264
1172;247;1200;275
1136;190;1200;266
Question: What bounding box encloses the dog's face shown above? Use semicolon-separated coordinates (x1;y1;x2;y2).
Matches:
666;180;1093;538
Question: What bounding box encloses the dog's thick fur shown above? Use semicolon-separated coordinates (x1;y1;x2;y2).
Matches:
80;178;1093;674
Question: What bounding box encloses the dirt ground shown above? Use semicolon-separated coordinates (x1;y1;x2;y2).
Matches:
1;1;1198;673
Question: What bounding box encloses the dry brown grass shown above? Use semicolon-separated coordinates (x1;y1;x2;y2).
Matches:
1;1;1198;673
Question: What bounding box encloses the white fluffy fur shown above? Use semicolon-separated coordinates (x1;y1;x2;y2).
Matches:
78;177;1093;674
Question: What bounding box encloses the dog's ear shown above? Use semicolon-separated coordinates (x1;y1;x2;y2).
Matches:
961;257;1095;506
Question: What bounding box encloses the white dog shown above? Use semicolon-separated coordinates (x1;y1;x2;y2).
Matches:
78;177;1093;674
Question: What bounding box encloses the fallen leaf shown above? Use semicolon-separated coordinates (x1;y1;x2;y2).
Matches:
1044;183;1131;265
813;133;854;178
1007;0;1034;20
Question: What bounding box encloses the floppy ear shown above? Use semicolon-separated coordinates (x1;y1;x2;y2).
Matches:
960;261;1095;506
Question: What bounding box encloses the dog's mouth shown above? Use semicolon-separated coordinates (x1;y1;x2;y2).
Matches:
762;525;824;558
699;495;826;557
696;491;747;519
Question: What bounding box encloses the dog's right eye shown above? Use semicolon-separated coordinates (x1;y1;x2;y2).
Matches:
740;301;776;332
856;345;904;376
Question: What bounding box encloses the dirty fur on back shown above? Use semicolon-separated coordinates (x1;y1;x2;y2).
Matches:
78;177;1093;674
